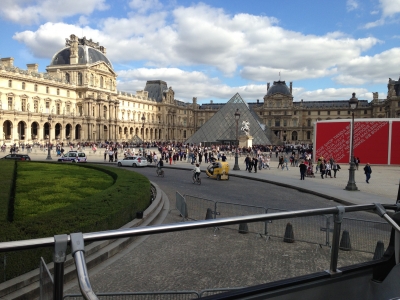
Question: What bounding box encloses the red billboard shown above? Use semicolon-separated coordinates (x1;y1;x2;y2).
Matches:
314;119;399;165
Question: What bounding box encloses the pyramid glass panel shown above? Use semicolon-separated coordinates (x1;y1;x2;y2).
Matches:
186;93;280;145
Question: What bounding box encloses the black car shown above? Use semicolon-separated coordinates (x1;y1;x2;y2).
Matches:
1;154;31;161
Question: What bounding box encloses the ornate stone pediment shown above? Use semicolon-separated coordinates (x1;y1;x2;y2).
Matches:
91;62;116;76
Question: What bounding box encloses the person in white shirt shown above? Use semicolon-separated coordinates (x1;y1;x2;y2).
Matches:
325;162;332;178
193;163;201;180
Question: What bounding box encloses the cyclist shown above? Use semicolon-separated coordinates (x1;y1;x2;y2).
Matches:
193;163;201;180
157;158;164;172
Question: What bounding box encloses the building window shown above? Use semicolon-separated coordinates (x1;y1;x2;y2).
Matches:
294;111;297;115
307;119;311;127
67;105;70;114
268;120;272;127
380;107;382;111
66;73;70;83
34;84;38;92
46;87;49;93
275;120;280;127
327;111;330;115
8;80;13;88
104;106;107;118
284;111;287;116
56;103;60;115
337;111;341;115
283;119;287;126
109;79;112;90
57;88;60;95
318;111;320;115
398;102;400;107
183;130;187;138
100;76;103;88
269;111;271;116
307;131;311;139
260;112;263;116
308;111;311;115
22;99;26;111
293;119;297;127
8;97;13;110
78;72;83;85
364;110;367;114
67;90;70;97
22;82;25;90
78;92;82;98
92;107;95;117
34;100;38;113
348;111;350;115
46;102;50;114
90;74;94;86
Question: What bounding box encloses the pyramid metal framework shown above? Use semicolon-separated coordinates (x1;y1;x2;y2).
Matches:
131;134;143;145
185;93;280;145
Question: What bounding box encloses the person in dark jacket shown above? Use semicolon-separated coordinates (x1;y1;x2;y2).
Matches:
299;161;307;180
364;163;372;183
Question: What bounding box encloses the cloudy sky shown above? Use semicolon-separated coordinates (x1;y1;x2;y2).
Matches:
1;0;400;104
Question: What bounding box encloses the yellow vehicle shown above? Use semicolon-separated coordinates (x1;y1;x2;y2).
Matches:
205;161;230;180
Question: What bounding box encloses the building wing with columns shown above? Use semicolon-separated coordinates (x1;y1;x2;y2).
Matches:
1;34;399;146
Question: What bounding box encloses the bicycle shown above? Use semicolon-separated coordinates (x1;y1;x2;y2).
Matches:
156;168;164;177
192;171;201;185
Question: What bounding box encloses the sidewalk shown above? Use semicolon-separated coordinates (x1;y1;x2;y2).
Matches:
23;148;400;205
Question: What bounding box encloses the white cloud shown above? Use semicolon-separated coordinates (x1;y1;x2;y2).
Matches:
333;48;400;85
0;0;108;25
294;88;371;102
347;0;359;12
129;0;163;14
380;0;400;17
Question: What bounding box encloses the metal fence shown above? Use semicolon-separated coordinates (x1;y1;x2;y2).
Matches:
40;257;53;300
182;194;391;253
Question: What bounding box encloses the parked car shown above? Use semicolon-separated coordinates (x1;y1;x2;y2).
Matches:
57;151;87;163
1;154;31;161
117;156;148;167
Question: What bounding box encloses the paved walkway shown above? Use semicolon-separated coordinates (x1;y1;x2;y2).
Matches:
22;148;400;205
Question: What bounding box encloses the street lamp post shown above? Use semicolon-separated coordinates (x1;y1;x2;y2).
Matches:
46;115;52;160
345;93;359;191
233;109;240;171
141;114;146;142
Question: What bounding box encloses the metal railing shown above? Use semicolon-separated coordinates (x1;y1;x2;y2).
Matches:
182;195;392;252
0;203;399;300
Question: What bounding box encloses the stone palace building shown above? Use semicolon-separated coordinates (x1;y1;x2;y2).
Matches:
0;34;399;146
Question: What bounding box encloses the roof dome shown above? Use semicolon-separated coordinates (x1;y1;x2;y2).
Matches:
50;45;113;69
266;80;291;96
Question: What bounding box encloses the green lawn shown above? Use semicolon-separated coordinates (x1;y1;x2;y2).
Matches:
15;163;114;219
0;161;151;282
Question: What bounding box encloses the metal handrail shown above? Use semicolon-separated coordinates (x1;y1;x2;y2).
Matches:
1;203;399;300
0;203;398;252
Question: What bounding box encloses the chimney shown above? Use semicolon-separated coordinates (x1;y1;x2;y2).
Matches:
27;63;38;73
290;82;292;94
257;99;259;104
1;57;14;67
267;82;270;91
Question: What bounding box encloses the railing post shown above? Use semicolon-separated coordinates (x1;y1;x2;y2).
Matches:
264;208;269;237
53;234;68;300
71;232;99;300
329;206;345;275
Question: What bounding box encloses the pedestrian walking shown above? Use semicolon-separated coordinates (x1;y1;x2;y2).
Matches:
364;163;372;183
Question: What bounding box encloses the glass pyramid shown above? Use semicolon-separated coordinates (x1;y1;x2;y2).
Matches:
186;93;280;145
131;134;143;145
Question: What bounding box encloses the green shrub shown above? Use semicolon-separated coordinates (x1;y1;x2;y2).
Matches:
0;161;151;282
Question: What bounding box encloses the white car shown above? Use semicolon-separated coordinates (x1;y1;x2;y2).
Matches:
117;156;148;167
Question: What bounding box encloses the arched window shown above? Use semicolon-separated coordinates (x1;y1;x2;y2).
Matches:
78;72;83;85
57;88;60;95
46;86;49;93
8;80;12;87
34;84;38;92
22;82;25;90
